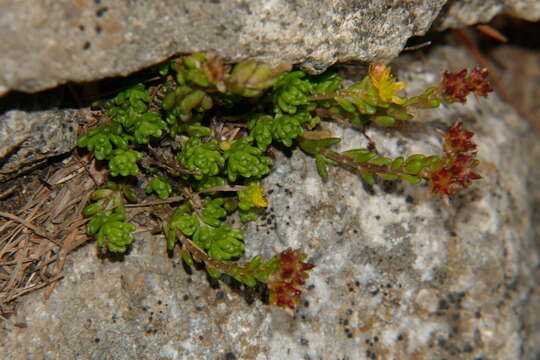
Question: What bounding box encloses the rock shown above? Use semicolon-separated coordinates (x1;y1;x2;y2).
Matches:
0;108;80;182
2;1;538;96
436;0;540;29
2;46;540;359
0;0;448;95
488;44;540;133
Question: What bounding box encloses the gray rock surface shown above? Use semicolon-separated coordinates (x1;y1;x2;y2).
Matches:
0;108;80;182
0;0;447;95
2;0;538;96
2;46;540;359
437;0;540;29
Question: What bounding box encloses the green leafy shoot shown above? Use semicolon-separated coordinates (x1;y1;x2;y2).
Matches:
78;54;491;310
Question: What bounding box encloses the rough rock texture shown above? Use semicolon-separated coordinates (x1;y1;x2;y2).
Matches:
0;0;447;95
2;47;540;359
437;0;540;29
0;108;80;182
2;0;538;96
489;45;540;133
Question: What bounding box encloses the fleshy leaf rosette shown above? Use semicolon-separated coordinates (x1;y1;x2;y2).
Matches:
267;249;315;309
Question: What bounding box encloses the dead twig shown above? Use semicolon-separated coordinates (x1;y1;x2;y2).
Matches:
200;185;248;193
0;186;17;200
0;211;60;246
402;41;432;52
2;275;64;303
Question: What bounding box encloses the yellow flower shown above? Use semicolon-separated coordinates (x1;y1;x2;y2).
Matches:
251;186;268;207
368;63;407;105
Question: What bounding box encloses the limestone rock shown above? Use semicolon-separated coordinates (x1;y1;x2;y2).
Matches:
2;0;538;96
0;108;80;182
2;46;540;359
437;0;540;29
0;0;446;95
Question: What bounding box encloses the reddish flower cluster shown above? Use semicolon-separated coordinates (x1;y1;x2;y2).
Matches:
267;249;315;310
430;122;481;195
441;68;493;103
443;120;477;154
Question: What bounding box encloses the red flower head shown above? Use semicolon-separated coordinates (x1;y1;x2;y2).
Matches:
430;122;481;195
467;68;493;98
442;68;493;103
443;121;477;155
267;249;314;310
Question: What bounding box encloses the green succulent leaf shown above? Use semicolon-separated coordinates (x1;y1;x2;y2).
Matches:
390;157;405;171
315;154;330;182
209;231;244;261
84;183;127;220
77;123;130;160
372;115;396;127
129;112;167;144
359;168;376;185
86;209;135;253
248;114;274;151
163;222;177;250
117;83;149;107
401;174;422;184
368;157;392;167
273;71;313;114
226;61;281;97
164;86;213;123
223;137;271;182
121;185;139;203
83;203;102;218
177;138;224;180
299;137;341;156
108;149;141;177
311;72;343;96
201;198;228;226
378;173;400;181
87;212;119;235
181;247;195;267
174;53;210;87
272;112;313;147
335;98;356;114
343;149;377;164
145;177;173;200
96;220;136;253
171;213;198;237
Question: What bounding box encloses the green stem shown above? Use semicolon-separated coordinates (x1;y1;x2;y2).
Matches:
321;149;431;180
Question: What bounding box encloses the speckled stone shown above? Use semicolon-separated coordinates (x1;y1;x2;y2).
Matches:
2;47;540;360
436;0;540;29
0;0;447;95
0;108;80;182
3;0;538;96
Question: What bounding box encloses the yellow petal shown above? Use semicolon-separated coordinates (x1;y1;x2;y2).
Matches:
368;63;391;86
369;63;407;104
391;96;405;105
251;186;268;207
393;81;407;92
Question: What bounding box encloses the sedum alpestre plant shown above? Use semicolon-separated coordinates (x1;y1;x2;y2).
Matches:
78;53;491;310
